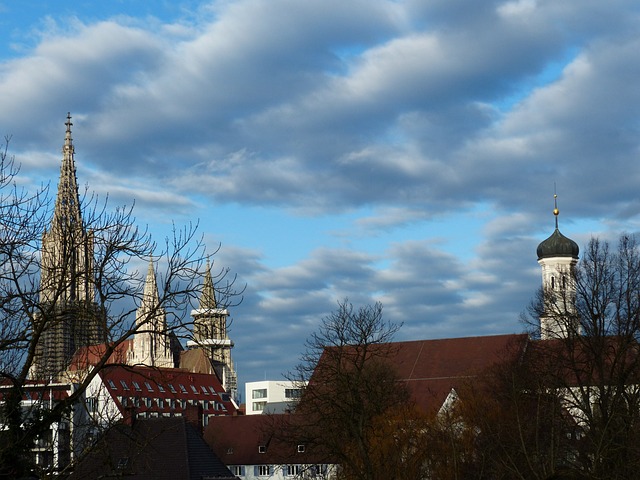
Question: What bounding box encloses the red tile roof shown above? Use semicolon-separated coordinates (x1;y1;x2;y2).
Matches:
67;340;132;370
99;365;237;417
315;333;528;413
0;381;71;402
392;334;528;409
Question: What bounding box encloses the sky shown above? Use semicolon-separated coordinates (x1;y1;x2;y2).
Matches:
1;0;639;397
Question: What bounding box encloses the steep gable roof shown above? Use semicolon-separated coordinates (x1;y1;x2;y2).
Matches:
68;417;237;480
391;334;528;411
313;333;528;413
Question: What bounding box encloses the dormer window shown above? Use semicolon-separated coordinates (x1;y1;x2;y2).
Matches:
297;444;305;453
258;445;267;454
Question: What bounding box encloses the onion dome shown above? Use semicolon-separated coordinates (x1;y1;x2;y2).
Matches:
537;229;579;259
536;194;579;260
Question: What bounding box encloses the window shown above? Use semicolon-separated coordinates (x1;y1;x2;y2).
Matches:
179;384;187;394
208;386;216;394
145;397;152;408
258;445;267;453
297;444;305;453
117;457;129;470
120;380;130;390
108;380;117;390
144;382;154;392
252;388;267;399
168;384;177;393
191;385;199;394
285;388;301;399
252;401;267;412
157;384;165;392
201;386;209;395
157;398;164;408
231;466;244;476
255;465;271;476
132;381;142;392
86;397;98;413
286;465;301;476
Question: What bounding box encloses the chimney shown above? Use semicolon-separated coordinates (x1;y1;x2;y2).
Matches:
185;403;203;434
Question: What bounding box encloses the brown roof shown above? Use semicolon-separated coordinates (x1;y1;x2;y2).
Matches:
313;333;528;413
180;348;217;375
204;415;332;466
389;334;528;410
68;417;238;480
391;334;528;410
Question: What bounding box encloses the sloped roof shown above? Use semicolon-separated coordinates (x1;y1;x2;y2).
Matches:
99;365;237;417
204;415;332;467
180;347;216;375
314;333;528;413
68;417;238;480
393;334;528;410
67;339;132;371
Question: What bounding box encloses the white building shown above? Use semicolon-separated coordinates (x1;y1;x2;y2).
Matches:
245;381;304;415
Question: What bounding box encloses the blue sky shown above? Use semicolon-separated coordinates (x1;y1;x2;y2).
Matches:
1;0;639;396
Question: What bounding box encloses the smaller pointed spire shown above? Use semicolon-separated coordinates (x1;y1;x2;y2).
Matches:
199;259;217;309
142;257;160;308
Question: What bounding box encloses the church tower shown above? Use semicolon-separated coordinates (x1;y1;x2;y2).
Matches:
129;259;175;368
188;261;238;398
536;195;580;340
32;114;105;380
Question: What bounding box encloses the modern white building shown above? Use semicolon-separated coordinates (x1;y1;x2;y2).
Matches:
245;381;304;415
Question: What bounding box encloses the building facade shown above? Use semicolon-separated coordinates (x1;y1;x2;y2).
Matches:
245;381;303;415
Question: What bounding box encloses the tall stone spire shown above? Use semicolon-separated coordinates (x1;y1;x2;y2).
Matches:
130;258;174;368
189;260;237;399
536;194;580;340
32;114;105;380
52;113;83;230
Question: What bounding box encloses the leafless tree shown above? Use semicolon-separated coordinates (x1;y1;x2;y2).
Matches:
439;235;640;479
0;137;242;478
279;300;427;480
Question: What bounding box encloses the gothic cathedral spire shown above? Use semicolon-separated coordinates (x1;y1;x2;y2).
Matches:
129;258;174;368
32;114;105;380
189;260;238;399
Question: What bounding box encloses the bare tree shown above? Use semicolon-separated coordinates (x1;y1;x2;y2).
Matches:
438;235;640;479
0;136;241;478
280;300;425;480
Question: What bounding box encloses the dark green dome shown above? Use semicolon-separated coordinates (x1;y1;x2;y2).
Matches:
537;228;579;260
